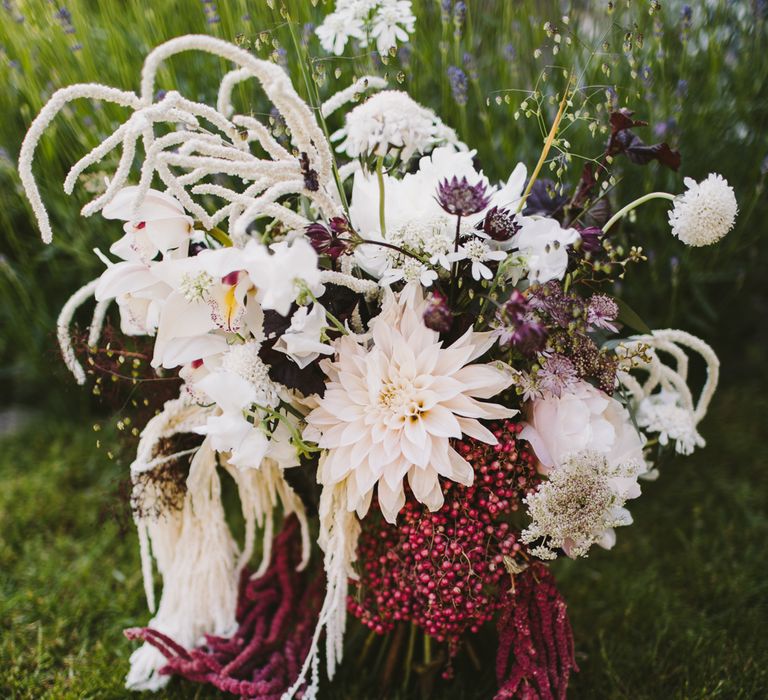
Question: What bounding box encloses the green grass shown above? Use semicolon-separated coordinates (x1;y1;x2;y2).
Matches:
2;382;767;699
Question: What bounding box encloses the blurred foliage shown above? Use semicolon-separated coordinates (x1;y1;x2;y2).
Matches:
1;0;767;408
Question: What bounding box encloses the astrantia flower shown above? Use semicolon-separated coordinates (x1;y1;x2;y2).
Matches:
477;206;521;242
587;294;619;333
521;450;644;559
333;91;458;160
436;176;491;216
304;286;517;523
668;173;737;246
536;352;578;398
494;290;548;356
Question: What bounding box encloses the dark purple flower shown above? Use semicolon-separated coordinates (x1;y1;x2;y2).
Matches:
578;226;604;253
306;217;351;261
423;291;453;333
495;290;548;356
477;206;521;241
436;176;490;216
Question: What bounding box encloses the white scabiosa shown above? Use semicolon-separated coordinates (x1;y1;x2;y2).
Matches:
333;90;458;160
668;173;737;246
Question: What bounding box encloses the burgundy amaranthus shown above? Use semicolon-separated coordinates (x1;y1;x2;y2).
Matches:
349;420;539;662
125;517;322;699
494;563;577;700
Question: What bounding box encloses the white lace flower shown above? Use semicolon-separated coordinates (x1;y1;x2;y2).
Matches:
522;450;644;559
304;286;517;523
668;173;737;246
333;91;458;160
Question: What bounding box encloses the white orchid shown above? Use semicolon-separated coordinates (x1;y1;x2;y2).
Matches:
274;303;335;369
514;217;580;283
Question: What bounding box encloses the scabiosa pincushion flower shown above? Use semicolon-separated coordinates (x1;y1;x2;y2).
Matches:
668;173;737;246
333;90;458;160
436;175;491;216
304;286;517;523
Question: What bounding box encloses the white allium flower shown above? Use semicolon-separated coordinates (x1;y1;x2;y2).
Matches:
635;389;704;455
668;173;737;246
522;450;644;559
333;91;458;160
304;286;517;523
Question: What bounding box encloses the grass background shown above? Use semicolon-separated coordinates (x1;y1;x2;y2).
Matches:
1;0;767;697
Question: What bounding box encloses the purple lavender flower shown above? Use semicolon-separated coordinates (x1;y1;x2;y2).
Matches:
447;66;468;106
306;217;351;261
587;294;619;333
478;206;521;241
537;353;578;397
423;291;453;333
436;176;490;216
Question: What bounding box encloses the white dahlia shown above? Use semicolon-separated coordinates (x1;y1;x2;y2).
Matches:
668;173;737;246
304;287;517;523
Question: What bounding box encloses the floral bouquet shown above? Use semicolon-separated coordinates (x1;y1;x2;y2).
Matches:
19;27;735;700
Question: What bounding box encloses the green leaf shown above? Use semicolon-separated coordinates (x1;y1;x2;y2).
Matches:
612;295;653;335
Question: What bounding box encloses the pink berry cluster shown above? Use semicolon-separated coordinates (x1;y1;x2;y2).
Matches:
348;420;540;650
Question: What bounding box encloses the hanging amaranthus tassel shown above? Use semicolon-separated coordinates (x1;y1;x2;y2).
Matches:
494;563;577;700
126;516;323;699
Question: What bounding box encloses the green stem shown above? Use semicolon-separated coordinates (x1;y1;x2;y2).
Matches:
376;155;387;237
285;18;351;216
602;192;676;234
403;623;417;690
423;632;432;665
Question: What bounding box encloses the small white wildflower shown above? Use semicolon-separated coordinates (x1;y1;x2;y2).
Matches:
316;8;365;55
521;450;643;559
454;238;506;280
179;271;214;302
668;173;737;246
370;0;416;54
333;90;458;160
636;390;704;455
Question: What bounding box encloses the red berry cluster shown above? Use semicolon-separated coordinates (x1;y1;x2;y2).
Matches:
348;420;540;652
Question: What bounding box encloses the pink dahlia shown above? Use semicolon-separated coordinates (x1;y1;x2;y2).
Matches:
304;286;517;522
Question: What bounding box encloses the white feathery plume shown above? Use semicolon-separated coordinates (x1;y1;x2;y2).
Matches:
320;75;388;118
56;278;99;385
618;329;720;455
